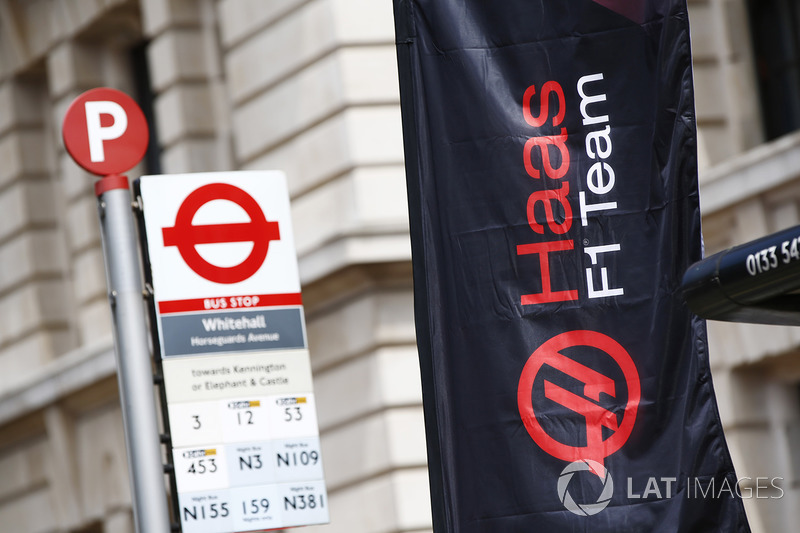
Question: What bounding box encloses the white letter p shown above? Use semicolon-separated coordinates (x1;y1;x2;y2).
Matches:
85;100;128;162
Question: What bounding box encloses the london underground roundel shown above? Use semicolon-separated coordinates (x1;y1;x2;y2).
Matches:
139;171;301;306
161;182;282;284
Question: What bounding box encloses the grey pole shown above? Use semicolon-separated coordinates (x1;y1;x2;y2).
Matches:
95;175;171;533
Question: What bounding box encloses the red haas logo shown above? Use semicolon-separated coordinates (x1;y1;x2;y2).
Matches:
518;330;640;471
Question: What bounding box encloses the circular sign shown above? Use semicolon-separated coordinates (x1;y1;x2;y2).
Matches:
517;330;640;466
162;183;281;284
557;459;614;516
62;87;149;176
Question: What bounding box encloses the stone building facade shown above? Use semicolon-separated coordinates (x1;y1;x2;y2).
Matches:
0;0;796;532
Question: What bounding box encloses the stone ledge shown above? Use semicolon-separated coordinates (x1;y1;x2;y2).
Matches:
700;131;800;215
0;336;116;426
298;231;411;287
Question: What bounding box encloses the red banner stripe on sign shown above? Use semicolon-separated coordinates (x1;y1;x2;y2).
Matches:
158;293;303;314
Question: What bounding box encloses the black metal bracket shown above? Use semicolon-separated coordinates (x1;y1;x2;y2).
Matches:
682;224;800;325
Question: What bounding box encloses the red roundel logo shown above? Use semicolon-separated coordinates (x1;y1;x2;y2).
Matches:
62;88;149;176
518;330;640;468
162;183;280;284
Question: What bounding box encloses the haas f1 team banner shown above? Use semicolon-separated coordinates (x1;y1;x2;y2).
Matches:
394;0;750;531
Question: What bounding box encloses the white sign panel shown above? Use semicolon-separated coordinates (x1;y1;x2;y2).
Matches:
141;171;299;301
138;171;328;532
140;171;307;357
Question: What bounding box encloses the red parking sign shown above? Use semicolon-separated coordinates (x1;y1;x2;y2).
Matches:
62;87;148;176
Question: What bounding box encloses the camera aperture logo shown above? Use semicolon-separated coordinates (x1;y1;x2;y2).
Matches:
558;460;614;516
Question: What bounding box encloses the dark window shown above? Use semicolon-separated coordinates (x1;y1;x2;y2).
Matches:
748;0;800;140
130;41;162;175
71;522;103;533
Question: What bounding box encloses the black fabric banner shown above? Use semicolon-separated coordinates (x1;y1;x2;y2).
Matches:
393;1;751;531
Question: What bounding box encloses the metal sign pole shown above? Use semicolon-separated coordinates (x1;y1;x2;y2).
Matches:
96;176;171;533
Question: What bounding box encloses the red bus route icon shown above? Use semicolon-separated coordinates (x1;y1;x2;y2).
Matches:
162;183;280;284
517;330;640;471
